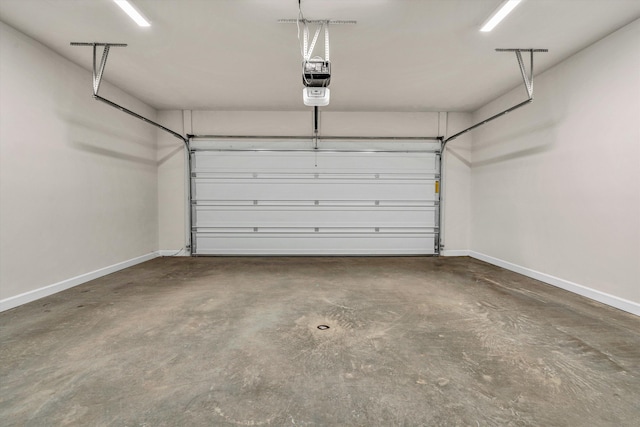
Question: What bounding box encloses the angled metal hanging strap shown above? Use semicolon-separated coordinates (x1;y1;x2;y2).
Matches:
306;22;323;60
324;23;330;61
70;42;188;145
70;42;127;95
301;20;330;62
443;48;548;147
496;48;548;98
94;45;110;95
71;41;192;254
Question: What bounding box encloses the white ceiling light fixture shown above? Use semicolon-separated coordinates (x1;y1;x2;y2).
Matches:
480;0;522;32
113;0;151;27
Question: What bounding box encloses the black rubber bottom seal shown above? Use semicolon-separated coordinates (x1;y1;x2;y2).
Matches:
317;325;330;330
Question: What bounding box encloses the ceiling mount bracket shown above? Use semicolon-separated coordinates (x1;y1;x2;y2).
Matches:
496;48;549;99
70;42;127;96
70;41;187;145
277;19;356;25
443;48;548;147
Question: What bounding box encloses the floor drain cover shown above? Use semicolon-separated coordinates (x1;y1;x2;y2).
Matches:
317;325;330;330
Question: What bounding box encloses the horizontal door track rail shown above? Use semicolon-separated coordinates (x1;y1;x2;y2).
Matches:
71;41;546;257
190;149;440;153
189;135;442;141
94;95;187;144
190;135;442;154
443;48;548;147
71;41;192;253
71;42;188;146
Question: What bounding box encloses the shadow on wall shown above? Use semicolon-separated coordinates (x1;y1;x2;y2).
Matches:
69;140;157;167
158;146;183;166
446;147;471;168
471;118;561;168
61;113;158;167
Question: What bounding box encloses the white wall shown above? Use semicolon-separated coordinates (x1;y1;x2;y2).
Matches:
0;21;159;305
442;113;472;255
157;110;188;252
157;110;472;253
470;19;640;311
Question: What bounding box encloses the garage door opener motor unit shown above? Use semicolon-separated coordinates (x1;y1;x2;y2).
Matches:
301;19;330;106
278;6;356;107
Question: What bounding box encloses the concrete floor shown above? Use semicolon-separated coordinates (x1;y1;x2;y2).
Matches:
1;257;639;426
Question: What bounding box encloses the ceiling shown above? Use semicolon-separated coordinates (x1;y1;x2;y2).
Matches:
1;0;639;112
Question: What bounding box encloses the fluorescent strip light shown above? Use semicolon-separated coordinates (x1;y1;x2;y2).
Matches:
113;0;151;27
480;0;522;32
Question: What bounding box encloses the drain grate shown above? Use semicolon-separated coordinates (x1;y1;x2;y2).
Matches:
317;325;330;330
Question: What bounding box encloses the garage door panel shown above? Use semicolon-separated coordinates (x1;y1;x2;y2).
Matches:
194;152;317;172
193;152;438;174
191;147;439;255
193;179;437;202
194;172;436;180
194;233;436;255
193;206;437;228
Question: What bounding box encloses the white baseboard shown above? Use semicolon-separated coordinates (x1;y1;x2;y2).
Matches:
441;249;470;257
4;250;637;317
0;252;159;313
469;251;640;317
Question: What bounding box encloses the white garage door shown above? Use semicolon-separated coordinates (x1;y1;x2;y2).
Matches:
190;140;439;255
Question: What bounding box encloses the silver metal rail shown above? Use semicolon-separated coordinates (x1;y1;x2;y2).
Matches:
443;48;548;149
94;95;188;144
189;149;439;153
190;135;311;140
443;98;532;146
70;42;546;258
72;42;192;254
188;134;442;154
189;135;441;141
71;42;188;146
437;48;547;253
320;136;441;141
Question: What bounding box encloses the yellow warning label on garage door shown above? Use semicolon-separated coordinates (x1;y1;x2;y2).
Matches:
435;181;440;194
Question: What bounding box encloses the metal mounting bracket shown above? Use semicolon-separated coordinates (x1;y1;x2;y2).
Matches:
277;19;357;25
71;41;192;254
443;48;548;148
70;42;188;145
70;42;127;96
437;48;546;255
278;18;355;62
496;48;548;98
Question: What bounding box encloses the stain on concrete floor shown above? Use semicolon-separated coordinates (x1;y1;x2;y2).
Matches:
1;257;639;426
